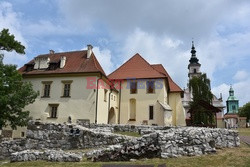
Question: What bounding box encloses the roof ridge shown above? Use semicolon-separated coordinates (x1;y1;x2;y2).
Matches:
108;53;164;78
108;53;140;77
37;50;86;57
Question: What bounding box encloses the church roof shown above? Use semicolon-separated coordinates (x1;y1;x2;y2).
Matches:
108;53;183;93
18;50;106;76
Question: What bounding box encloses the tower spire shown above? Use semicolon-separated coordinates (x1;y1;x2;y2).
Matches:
189;41;199;64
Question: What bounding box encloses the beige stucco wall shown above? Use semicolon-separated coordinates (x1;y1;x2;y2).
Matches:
119;79;167;126
169;92;186;126
23;75;98;124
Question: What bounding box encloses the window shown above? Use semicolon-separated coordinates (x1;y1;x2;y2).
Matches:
49;104;58;118
42;81;52;97
63;83;71;97
104;89;108;102
149;106;154;120
114;95;116;101
21;132;25;137
111;94;113;100
61;80;72;97
130;81;137;94
147;81;155;94
129;99;136;121
194;68;197;73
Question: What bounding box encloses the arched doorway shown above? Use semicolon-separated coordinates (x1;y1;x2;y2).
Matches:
108;107;116;124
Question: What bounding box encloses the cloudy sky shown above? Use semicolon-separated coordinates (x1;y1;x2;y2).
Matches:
1;0;250;107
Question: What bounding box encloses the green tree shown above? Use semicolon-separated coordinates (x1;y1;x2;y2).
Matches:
0;28;38;129
189;73;214;125
239;102;250;122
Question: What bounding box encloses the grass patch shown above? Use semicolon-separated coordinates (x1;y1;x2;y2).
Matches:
238;128;250;136
2;143;250;167
114;131;141;137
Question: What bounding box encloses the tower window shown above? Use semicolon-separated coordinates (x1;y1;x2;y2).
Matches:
194;69;197;73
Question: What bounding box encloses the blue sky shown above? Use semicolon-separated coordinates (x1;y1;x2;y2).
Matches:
1;0;250;107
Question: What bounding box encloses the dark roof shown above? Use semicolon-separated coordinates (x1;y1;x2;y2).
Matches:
18;50;106;76
188;100;221;113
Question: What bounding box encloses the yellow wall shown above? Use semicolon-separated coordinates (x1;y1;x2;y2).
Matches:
119;79;167;126
23;75;98;124
169;92;186;126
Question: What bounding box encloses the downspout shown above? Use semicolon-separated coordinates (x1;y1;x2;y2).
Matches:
118;80;122;124
95;73;102;123
107;89;112;124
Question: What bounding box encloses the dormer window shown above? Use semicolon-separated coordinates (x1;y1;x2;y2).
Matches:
26;64;34;72
48;62;59;70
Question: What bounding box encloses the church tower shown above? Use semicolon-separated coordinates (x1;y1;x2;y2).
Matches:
226;86;239;114
188;41;201;79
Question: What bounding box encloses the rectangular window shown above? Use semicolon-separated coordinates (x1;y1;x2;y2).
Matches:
147;81;155;94
104;89;108;102
61;80;72;97
130;81;137;94
111;94;113;100
42;81;52;97
49;104;58;118
149;106;154;120
114;95;116;101
63;83;71;97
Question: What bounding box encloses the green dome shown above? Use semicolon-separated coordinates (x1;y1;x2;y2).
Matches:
227;96;238;101
227;86;238;101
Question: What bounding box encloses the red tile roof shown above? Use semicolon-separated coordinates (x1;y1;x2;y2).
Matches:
108;53;183;92
18;50;106;76
151;64;183;92
108;53;165;79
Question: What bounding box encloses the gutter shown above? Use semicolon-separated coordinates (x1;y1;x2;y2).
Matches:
118;80;122;124
107;89;112;124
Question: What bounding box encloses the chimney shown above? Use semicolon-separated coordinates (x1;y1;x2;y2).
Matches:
49;50;55;54
60;56;66;68
87;44;93;59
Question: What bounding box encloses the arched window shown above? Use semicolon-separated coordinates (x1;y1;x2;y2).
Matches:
129;99;136;121
194;68;197;73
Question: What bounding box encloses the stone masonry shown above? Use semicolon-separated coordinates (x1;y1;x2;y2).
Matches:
0;121;240;162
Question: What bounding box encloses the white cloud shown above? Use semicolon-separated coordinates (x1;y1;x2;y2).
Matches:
118;28;189;88
23;20;81;37
0;1;28;66
233;70;248;81
93;47;114;75
82;46;114;75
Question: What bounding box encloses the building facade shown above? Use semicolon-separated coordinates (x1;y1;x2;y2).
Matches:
2;46;187;138
182;42;225;128
108;54;186;126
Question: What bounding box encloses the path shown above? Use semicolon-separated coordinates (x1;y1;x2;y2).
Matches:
240;136;250;145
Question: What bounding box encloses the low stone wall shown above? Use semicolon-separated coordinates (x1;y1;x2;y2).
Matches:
10;149;82;162
0;121;240;162
85;127;240;161
0;121;131;160
81;123;172;134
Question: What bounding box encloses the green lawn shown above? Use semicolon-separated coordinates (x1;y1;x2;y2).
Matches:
239;128;250;136
1;128;250;167
114;131;141;137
